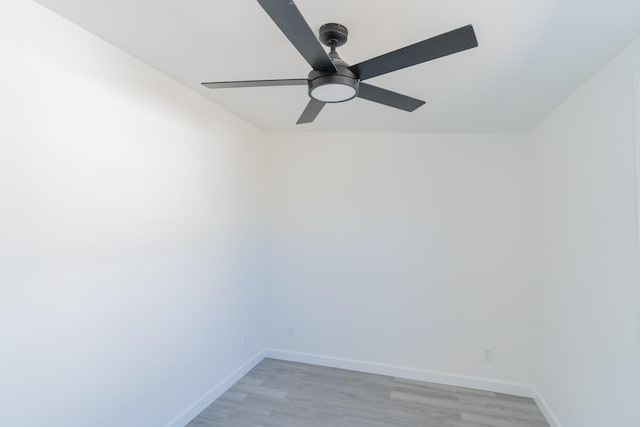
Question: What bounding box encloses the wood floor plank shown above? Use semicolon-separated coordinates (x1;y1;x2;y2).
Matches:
186;359;549;427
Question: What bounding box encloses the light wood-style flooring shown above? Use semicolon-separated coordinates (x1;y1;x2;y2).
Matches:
187;358;549;427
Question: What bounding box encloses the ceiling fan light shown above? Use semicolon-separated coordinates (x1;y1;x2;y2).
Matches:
310;83;357;103
308;73;359;103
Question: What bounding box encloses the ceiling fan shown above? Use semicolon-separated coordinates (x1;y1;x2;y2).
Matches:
202;0;478;124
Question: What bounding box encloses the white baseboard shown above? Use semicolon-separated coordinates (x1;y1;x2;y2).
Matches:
265;348;534;398
533;387;562;427
164;350;267;427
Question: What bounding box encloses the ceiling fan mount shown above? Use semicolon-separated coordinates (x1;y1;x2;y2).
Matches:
318;23;349;48
201;0;478;124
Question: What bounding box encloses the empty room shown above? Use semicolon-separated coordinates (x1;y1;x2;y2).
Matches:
2;0;640;426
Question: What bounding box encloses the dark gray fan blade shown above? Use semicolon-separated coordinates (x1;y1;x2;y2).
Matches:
296;98;325;124
358;83;425;112
202;79;307;89
257;0;336;72
350;25;478;80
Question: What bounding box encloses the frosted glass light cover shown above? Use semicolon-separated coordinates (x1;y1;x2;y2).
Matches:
310;83;357;103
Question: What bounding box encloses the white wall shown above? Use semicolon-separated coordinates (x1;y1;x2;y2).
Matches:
0;2;268;426
531;39;640;427
267;132;535;386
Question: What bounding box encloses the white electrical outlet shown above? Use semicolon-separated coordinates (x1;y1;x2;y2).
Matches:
483;347;494;362
288;325;296;338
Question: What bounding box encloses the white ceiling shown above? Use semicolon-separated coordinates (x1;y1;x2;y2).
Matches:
35;0;640;132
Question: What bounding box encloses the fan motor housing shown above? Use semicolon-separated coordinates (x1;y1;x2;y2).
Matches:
307;52;359;103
